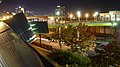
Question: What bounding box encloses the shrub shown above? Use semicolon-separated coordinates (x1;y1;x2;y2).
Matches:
51;50;91;67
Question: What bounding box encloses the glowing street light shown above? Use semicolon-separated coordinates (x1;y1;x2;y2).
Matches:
95;12;99;16
69;13;73;22
93;12;99;21
77;11;81;22
85;13;89;21
93;14;96;21
2;15;13;20
50;17;54;20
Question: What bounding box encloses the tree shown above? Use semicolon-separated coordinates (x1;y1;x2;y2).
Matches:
91;27;120;67
50;24;76;49
62;24;77;49
50;50;91;67
74;23;96;53
50;23;96;52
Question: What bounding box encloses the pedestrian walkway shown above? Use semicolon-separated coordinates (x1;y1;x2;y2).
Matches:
33;39;71;50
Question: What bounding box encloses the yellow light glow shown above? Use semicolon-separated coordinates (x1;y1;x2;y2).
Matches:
50;17;54;20
93;14;96;17
95;12;99;15
78;15;81;18
10;15;13;18
65;26;67;28
85;13;89;18
0;22;4;27
93;12;99;17
69;14;73;18
6;16;10;19
3;16;7;20
21;8;25;13
2;15;13;20
77;11;81;17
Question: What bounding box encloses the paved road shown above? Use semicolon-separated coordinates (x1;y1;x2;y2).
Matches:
31;38;70;67
34;39;70;50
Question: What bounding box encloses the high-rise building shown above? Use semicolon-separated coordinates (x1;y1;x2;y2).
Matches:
55;5;65;16
55;5;66;23
15;6;25;13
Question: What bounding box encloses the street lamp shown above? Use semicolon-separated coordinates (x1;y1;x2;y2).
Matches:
50;16;54;20
2;15;13;20
93;12;99;21
69;13;73;22
85;13;89;21
93;14;96;21
77;11;81;22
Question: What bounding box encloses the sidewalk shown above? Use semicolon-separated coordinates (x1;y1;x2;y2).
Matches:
31;39;71;67
34;39;71;50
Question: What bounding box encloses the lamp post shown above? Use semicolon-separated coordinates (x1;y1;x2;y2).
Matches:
93;14;96;21
55;7;63;49
93;12;99;21
94;12;99;21
69;14;73;21
77;11;81;22
69;14;73;24
85;13;89;21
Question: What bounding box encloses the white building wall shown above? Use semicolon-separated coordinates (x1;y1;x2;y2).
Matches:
100;11;120;21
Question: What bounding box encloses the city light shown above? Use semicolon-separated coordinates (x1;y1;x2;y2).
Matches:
77;11;81;18
85;13;89;18
93;12;99;21
0;1;120;67
56;11;60;16
50;17;54;20
93;14;96;17
95;12;99;16
19;6;21;8
65;26;67;28
85;13;89;21
57;5;60;7
0;22;4;28
93;12;99;17
2;15;13;20
69;14;73;19
69;13;73;22
77;11;81;22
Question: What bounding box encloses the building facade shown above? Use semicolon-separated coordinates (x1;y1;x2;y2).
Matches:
100;11;120;21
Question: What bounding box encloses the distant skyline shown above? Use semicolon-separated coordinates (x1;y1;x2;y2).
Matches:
0;0;120;15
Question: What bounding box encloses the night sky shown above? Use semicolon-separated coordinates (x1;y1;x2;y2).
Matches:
0;0;120;15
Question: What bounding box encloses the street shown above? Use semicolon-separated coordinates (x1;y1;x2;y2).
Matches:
33;38;70;50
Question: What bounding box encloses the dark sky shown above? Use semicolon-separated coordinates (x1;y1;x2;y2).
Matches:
0;0;120;15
